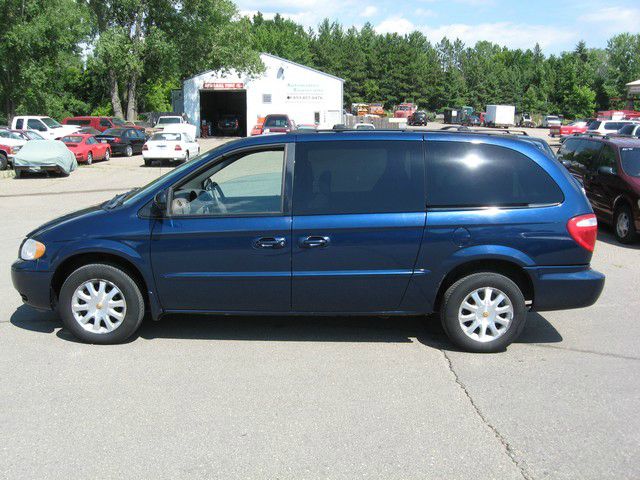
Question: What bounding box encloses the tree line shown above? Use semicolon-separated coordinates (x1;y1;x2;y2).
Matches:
2;0;640;123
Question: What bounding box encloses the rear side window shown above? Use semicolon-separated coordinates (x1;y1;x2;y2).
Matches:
426;141;563;208
604;122;626;131
293;140;425;215
15;119;23;129
619;124;635;135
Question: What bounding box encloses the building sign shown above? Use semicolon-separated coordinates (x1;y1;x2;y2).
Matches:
202;82;244;90
285;82;324;103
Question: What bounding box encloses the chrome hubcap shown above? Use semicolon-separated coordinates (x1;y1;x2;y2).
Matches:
617;212;630;238
458;287;514;343
71;279;127;334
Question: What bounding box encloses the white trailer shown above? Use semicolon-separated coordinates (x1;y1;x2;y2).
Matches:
485;105;515;127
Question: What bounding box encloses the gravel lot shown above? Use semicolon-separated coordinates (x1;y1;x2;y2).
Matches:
0;130;638;480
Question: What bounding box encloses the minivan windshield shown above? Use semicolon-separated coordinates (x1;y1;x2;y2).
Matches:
621;148;640;177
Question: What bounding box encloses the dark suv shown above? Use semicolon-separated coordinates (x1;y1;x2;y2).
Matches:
408;111;428;126
558;135;640;243
12;131;604;351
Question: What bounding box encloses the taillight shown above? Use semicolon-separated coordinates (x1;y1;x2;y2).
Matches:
142;144;148;151
174;144;182;151
567;214;598;252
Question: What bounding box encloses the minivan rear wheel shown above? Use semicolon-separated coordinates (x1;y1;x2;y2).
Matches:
59;264;145;344
614;205;638;244
440;272;527;353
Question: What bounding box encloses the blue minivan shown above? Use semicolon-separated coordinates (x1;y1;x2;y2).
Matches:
11;131;605;352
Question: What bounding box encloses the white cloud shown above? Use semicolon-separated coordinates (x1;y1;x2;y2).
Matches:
374;16;577;50
376;16;418;35
361;5;378;18
579;7;640;35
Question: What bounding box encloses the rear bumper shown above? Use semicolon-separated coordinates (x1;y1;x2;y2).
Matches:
142;151;187;160
526;265;605;311
11;260;54;311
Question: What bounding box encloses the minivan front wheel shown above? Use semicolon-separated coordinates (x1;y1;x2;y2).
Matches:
440;273;527;353
59;264;145;344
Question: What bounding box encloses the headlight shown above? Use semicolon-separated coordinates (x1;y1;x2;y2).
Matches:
13;145;22;153
20;239;46;260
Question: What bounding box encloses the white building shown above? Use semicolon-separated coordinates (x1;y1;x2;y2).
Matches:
183;53;344;137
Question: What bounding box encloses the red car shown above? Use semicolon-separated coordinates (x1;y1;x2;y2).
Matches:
62;116;146;134
550;120;590;138
0;142;16;170
61;134;111;164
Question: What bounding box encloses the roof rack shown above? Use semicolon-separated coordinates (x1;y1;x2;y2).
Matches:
572;132;610;139
439;126;529;136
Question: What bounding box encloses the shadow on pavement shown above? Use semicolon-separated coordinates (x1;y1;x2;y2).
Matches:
597;226;640;250
10;304;563;349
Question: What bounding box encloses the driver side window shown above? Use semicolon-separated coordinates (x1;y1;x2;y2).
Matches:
171;147;285;216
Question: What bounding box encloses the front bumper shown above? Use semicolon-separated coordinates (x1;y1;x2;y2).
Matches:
11;260;54;311
526;265;605;311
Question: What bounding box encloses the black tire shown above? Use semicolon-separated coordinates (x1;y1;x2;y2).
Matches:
86;152;93;165
144;158;152;167
0;153;7;171
614;204;638;244
125;145;133;157
440;272;527;353
14;168;21;179
58;264;145;344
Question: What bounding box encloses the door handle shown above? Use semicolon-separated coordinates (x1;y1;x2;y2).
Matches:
254;237;286;249
300;236;330;248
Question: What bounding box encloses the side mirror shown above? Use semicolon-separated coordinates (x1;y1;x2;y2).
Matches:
153;190;168;215
597;166;615;176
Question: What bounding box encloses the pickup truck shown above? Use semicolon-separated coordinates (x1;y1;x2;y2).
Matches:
11;116;80;140
154;116;197;139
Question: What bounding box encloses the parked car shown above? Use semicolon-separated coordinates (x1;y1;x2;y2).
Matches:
296;124;318;132
558;136;640;243
10;129;45;141
11;131;604;351
550;120;590;138
461;114;482;127
0;143;17;170
354;123;375;130
61;134;111;164
11;116;80;139
12;140;77;178
517;113;536;128
250;123;264;136
216;115;240;135
142;132;200;166
62;116;129;133
541;115;562;128
125;120;153;136
95;128;146;157
262;114;296;134
613;123;640;139
0;130;28;151
154;115;197;139
76;127;102;136
585;120;638;136
408;111;428;126
393;103;417;118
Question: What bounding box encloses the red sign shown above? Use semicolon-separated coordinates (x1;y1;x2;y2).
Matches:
202;82;244;90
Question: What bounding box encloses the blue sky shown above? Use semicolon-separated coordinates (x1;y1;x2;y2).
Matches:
236;0;640;54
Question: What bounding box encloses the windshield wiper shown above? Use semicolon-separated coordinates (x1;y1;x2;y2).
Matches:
103;188;139;209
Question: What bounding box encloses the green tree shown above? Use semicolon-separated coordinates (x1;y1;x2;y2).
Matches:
0;0;89;120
